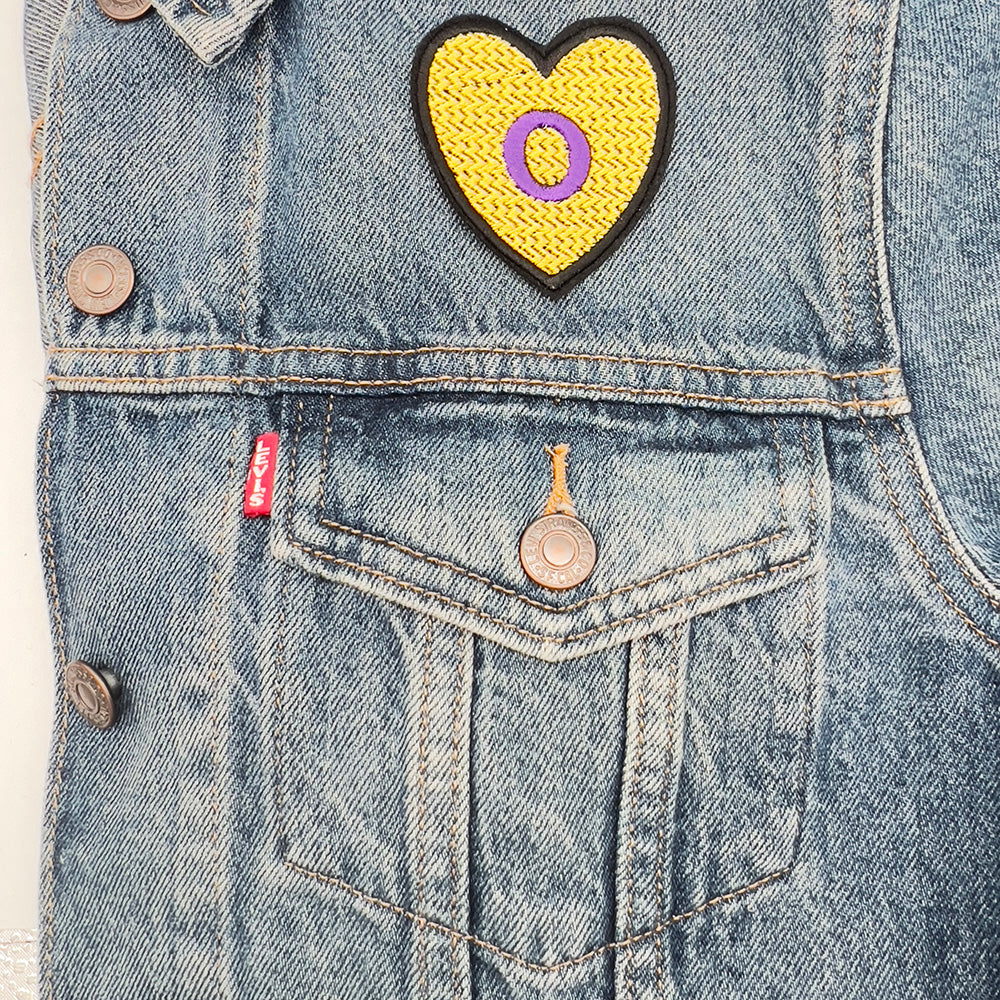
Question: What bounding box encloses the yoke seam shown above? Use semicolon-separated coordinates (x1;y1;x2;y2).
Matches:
44;341;901;382
44;373;909;410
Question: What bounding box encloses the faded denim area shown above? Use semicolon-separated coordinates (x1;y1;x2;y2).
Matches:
24;1;1000;999
883;1;1000;583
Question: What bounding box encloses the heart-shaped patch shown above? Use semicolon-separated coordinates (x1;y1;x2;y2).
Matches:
412;18;676;294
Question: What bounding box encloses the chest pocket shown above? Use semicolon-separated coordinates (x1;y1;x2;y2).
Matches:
266;391;828;991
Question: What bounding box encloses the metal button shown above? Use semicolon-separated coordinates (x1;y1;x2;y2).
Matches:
65;660;121;730
519;513;597;590
96;0;152;21
66;245;135;315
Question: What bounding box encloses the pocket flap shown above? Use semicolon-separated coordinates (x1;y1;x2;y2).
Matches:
272;394;828;661
152;0;273;65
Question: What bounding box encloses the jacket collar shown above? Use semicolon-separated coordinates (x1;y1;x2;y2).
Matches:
152;0;274;65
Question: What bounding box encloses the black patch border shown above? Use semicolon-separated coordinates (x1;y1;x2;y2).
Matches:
411;16;677;297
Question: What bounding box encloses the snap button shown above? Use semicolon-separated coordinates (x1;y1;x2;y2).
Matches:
66;245;134;315
96;0;152;20
519;513;597;590
65;660;121;730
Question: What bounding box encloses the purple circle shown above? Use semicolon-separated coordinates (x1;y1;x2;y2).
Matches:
502;110;591;202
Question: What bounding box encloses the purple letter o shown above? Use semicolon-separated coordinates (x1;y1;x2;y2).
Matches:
502;110;591;202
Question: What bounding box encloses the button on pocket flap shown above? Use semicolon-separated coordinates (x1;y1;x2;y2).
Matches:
153;0;274;65
272;395;829;661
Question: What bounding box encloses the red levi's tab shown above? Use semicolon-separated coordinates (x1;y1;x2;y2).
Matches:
244;433;279;517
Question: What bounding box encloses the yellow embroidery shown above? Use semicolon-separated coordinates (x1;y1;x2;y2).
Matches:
425;32;662;276
524;127;571;187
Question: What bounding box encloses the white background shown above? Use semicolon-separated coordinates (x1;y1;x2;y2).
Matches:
1;1;54;932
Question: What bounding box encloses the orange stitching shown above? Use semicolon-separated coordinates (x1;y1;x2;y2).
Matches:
288;532;810;645
283;856;791;974
415;616;432;993
856;401;1000;649
45;6;72;364
448;631;464;997
240;28;269;342
654;624;682;996
273;569;289;849
43;373;910;410
318;514;788;614
833;0;859;353
864;0;894;390
770;418;789;532
317;397;333;514
207;423;238;998
40;405;69;1000
889;417;1000;612
795;423;820;861
623;640;648;997
797;574;818;853
43;341;902;382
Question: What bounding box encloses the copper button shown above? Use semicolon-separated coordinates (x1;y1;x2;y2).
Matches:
66;660;121;730
66;246;134;315
96;0;152;20
519;513;597;590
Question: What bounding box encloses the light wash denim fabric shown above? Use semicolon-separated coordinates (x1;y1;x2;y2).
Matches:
23;1;999;998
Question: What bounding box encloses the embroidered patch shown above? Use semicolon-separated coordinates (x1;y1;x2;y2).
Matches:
412;17;676;294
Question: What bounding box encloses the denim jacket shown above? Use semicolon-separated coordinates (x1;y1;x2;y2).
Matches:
25;1;999;998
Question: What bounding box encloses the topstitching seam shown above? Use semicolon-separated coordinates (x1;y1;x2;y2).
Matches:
282;856;791;975
622;638;648;998
40;398;69;1000
654;624;682;998
315;516;788;615
238;26;268;344
415;616;433;996
272;566;289;853
44;0;74;353
43;373;909;410
833;0;859;365
889;417;1000;612
44;341;901;382
206;422;239;1000
293;516;811;645
448;630;465;998
854;388;1000;650
863;0;896;392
